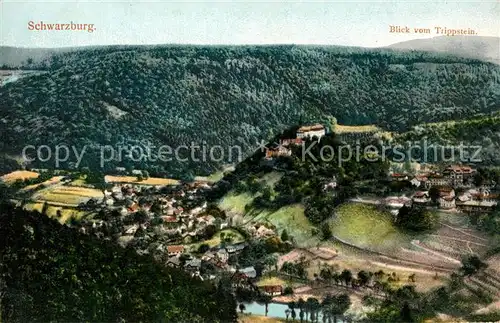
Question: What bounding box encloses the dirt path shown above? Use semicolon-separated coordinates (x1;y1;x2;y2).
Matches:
411;240;461;265
368;260;450;275
466;241;473;254
349;197;381;205
331;235;457;272
427;234;488;247
438;222;488;242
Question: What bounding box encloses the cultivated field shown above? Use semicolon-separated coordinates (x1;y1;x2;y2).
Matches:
334;124;380;133
238;314;284;323
33;186;104;206
1;170;39;183
104;175;179;186
22;175;65;191
23;202;86;224
320;205;498;293
256;276;287;287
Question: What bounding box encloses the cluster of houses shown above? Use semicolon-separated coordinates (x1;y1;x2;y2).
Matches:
78;179;235;246
391;165;483;189
163;240;260;282
388;165;499;213
265;124;326;160
75;176;290;295
411;187;499;212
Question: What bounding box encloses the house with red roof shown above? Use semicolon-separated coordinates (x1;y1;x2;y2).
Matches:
167;245;185;256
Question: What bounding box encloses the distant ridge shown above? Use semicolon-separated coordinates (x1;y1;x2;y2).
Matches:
0;45;498;177
386;36;499;64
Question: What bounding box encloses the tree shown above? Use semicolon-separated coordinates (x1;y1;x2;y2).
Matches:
239;303;246;314
340;269;353;287
0;203;237;322
288;301;297;321
319;267;333;284
259;295;272;316
264;254;278;272
297;298;305;322
326;294;351;323
395;205;438;232
473;171;486;187
285;309;291;321
320;223;332;241
306;297;320;322
460;254;487;276
215;278;238;322
357;270;370;287
428;186;441;203
197;243;210;254
281;229;290;242
400;301;413;322
41;202;49;215
134;210;149;224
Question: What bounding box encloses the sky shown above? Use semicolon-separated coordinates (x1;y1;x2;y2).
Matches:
1;0;498;48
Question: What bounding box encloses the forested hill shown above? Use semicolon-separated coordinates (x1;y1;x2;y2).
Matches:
395;113;500;164
0;203;237;322
1;45;499;177
387;36;500;65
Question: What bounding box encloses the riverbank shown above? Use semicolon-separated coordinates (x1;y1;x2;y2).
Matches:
238;313;284;322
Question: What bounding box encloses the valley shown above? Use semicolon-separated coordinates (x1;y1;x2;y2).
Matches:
0;40;499;322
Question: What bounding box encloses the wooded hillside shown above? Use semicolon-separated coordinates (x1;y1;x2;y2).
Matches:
0;203;237;322
1;45;499;177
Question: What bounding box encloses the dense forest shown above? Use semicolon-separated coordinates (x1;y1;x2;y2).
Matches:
0;203;237;322
394;113;500;164
1;45;499;177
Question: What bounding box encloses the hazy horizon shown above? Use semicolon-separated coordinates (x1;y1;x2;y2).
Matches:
1;0;498;48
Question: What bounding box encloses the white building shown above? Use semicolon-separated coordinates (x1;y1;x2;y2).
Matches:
439;196;456;209
410;177;421;187
296;124;326;140
239;266;257;279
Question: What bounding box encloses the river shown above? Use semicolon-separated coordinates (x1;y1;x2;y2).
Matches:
239;302;345;322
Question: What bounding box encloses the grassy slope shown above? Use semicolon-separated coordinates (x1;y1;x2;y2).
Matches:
187;228;246;252
219;192;256;214
218;173;412;249
253;205;318;247
218;171;319;246
219;193;318;247
328;203;411;253
218;171;283;214
23;202;86;224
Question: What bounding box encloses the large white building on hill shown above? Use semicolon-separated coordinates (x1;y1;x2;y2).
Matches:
296;124;326;140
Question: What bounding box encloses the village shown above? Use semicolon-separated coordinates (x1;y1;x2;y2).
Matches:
1;122;499;321
265;124;499;214
384;164;498;213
